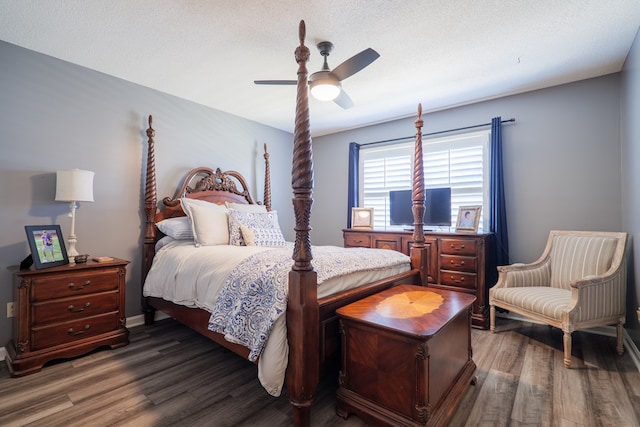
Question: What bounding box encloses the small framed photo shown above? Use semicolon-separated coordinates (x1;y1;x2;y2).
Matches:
455;206;481;233
351;207;374;229
24;225;69;269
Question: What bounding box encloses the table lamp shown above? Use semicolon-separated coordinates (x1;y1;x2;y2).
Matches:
55;169;94;263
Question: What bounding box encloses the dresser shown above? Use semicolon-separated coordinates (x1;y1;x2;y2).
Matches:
343;229;497;329
5;258;130;376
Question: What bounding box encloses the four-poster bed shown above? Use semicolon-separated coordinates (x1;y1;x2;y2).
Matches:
141;20;429;426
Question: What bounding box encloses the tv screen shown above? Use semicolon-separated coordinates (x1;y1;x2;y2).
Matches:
389;187;451;227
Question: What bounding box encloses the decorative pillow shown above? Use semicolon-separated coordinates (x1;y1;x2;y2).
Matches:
227;209;285;247
225;202;268;213
180;198;229;246
156;217;194;240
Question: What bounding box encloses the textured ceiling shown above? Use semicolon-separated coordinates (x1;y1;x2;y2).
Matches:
1;1;639;136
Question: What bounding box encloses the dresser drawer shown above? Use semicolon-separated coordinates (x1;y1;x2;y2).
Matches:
31;269;120;301
32;291;119;325
344;233;372;248
440;238;477;256
439;271;478;290
440;255;477;273
31;312;121;351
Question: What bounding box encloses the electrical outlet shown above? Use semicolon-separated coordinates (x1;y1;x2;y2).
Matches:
7;302;14;318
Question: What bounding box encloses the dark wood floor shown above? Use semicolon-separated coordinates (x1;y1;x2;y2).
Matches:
1;317;639;426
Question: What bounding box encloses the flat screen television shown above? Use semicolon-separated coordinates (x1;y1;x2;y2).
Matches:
389;187;452;227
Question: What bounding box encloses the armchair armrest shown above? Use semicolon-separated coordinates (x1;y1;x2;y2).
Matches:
566;263;627;323
493;257;552;289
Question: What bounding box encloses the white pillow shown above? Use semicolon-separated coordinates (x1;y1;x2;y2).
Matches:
225;201;268;213
156;217;194;240
228;209;285;246
180;198;229;246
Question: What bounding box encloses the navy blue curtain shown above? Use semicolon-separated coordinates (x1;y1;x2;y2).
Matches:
347;142;360;228
489;117;510;266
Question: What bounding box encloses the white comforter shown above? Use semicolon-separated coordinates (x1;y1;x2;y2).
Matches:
143;239;411;396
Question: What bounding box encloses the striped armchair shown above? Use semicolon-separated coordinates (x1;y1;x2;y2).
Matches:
489;230;628;367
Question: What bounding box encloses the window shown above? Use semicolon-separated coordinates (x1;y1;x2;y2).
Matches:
360;130;490;231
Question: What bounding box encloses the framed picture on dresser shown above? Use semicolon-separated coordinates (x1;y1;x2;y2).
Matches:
24;225;69;269
455;206;481;233
351;207;374;229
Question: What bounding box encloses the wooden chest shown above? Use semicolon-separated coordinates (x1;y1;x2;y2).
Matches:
336;285;476;426
6;259;130;376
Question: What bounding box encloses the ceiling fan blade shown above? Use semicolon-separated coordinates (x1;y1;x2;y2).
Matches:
254;80;297;85
334;90;354;109
331;48;380;81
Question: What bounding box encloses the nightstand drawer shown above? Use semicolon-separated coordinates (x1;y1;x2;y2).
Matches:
31;312;121;350
31;269;120;301
32;291;119;325
440;255;477;272
440;238;477;256
439;271;478;290
344;233;372;248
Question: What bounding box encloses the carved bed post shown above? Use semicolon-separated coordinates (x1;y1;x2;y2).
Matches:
263;143;272;211
287;20;319;427
143;115;158;324
410;104;429;284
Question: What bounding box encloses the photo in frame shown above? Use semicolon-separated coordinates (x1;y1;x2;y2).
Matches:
351;207;374;229
24;225;69;269
455;206;482;233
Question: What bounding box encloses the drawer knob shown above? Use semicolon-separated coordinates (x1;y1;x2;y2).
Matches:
68;302;91;313
67;325;90;335
68;280;91;290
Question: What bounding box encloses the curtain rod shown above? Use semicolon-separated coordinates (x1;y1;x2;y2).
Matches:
360;117;516;147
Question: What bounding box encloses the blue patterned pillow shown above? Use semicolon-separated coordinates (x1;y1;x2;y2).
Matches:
228;209;286;246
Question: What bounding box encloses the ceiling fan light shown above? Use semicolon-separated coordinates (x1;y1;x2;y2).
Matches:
310;81;341;101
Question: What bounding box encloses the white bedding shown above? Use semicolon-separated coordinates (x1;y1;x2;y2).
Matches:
143;239;411;396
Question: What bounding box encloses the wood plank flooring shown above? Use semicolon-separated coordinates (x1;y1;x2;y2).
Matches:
0;317;639;426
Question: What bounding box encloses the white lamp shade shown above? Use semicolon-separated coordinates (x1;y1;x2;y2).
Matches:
55;169;95;202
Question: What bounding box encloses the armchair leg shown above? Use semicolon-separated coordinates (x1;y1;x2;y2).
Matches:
490;305;496;333
563;330;572;368
616;322;624;356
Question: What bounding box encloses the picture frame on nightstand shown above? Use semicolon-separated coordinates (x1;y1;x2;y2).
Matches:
351;207;374;229
24;225;69;269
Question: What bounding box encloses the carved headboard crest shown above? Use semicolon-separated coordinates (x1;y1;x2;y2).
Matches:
190;168;247;198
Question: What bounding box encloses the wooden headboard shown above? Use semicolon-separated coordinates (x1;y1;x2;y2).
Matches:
141;115;272;280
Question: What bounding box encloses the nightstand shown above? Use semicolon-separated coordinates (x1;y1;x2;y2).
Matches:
5;258;130;376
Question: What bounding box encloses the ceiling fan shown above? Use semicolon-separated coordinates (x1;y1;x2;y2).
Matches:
254;41;380;109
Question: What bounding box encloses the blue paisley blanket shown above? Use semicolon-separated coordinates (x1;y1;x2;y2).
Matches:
207;245;410;361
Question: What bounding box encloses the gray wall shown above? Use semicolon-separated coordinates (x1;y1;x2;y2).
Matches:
312;75;623;262
0;41;294;347
621;27;640;342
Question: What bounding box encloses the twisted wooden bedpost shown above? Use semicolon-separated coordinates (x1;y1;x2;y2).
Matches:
263;143;272;211
410;104;429;284
287;19;319;427
142;115;158;324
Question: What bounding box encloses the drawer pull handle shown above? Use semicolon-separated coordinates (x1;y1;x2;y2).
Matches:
450;244;465;250
67;325;90;335
451;275;464;283
68;302;91;313
450;260;465;266
68;280;91;290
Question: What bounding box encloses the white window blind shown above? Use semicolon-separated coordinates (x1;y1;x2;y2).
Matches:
360;130;490;231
